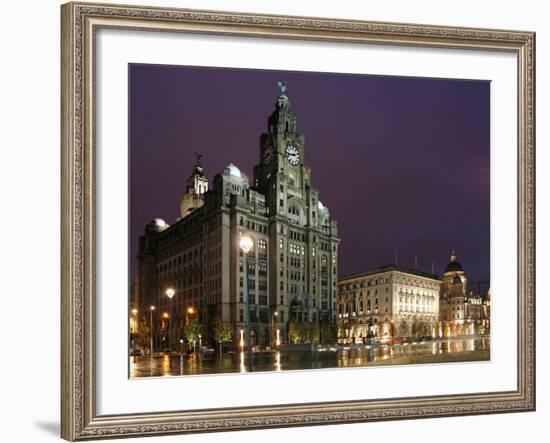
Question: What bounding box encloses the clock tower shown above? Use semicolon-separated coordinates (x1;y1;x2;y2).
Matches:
253;81;339;329
253;81;310;215
139;80;340;348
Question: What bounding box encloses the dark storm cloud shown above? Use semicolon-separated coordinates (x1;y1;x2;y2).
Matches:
130;64;490;284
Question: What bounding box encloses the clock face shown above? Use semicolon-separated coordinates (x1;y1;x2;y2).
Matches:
286;143;300;166
263;144;274;165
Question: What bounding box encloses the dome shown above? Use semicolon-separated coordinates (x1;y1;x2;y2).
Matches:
444;250;464;273
223;163;242;178
151;218;169;231
153;218;167;226
444;261;464;273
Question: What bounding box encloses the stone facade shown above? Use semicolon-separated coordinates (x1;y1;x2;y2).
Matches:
136;84;339;349
439;251;491;336
337;265;441;343
337;253;491;342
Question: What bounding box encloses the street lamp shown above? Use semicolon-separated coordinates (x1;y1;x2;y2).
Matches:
131;308;138;334
149;305;155;357
166;288;175;369
186;306;196;326
239;234;254;371
271;311;278;348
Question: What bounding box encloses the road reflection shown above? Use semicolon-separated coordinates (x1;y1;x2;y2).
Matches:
130;336;490;378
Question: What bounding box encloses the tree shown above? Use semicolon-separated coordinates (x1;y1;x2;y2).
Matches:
131;318;150;350
399;320;409;337
212;320;232;355
184;318;202;351
305;324;320;343
288;321;300;344
321;324;338;344
412;319;423;338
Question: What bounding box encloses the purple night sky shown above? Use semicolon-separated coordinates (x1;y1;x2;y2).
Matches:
130;64;490;285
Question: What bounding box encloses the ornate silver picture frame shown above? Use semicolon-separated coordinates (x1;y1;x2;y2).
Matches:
61;2;535;440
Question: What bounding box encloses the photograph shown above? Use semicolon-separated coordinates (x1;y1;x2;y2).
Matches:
128;64;491;377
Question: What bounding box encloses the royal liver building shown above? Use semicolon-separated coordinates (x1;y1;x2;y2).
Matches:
137;83;340;348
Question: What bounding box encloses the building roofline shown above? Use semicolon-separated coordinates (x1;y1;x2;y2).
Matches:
339;264;440;282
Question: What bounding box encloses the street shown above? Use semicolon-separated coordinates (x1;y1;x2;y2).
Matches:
130;336;490;377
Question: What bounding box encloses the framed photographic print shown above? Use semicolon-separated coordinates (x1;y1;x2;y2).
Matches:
61;1;536;440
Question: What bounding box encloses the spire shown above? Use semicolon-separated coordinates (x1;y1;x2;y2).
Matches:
268;80;297;135
192;152;204;176
450;249;457;262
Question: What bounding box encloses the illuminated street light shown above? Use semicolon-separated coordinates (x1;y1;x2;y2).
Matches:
166;288;175;368
130;309;138;335
239;235;254;371
239;235;253;254
271;310;278;348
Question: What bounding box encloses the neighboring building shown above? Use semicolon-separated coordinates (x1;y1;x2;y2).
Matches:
439;251;490;336
337;265;441;343
136;82;340;349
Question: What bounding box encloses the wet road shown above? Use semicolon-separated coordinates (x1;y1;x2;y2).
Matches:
130;336;490;377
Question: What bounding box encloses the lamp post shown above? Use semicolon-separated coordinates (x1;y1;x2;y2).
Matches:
131;308;138;334
186;306;195;326
149;305;155;357
239;235;254;372
166;288;175;368
271;311;278;348
186;306;197;352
